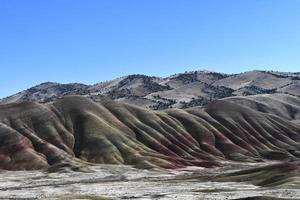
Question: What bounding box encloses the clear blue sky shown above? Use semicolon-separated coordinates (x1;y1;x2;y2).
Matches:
1;0;300;98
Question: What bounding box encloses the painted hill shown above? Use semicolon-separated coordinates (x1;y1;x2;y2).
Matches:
0;94;299;170
1;70;299;110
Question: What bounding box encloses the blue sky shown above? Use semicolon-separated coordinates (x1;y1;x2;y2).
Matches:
1;0;300;98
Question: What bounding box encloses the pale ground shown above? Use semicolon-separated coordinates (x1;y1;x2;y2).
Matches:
0;163;299;200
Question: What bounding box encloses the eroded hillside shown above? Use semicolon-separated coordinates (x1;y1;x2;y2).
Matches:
0;94;299;170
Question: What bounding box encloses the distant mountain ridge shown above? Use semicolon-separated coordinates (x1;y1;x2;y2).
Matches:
1;70;300;109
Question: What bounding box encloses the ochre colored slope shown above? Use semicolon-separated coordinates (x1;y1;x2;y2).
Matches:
215;161;300;188
224;94;300;121
0;96;299;170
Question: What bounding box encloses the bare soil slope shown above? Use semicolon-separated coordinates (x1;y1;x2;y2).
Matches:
0;95;299;171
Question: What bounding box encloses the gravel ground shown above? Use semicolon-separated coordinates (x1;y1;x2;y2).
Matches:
0;163;299;200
